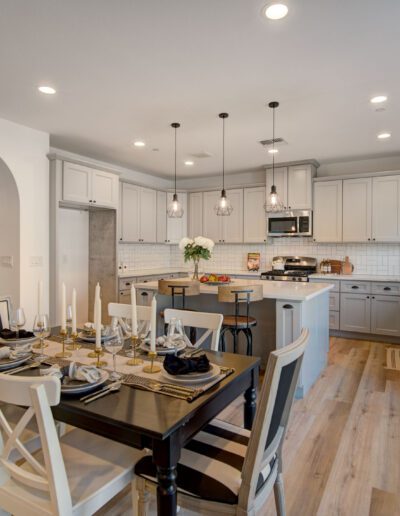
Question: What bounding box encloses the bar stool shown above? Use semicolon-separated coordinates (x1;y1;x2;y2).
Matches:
217;284;263;356
158;279;200;343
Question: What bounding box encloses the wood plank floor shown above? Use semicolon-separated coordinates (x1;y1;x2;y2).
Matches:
97;337;400;515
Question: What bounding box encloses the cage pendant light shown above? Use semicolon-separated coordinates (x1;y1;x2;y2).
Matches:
265;101;285;213
167;122;184;218
215;113;233;216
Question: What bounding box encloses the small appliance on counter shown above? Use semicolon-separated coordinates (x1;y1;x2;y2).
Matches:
261;256;317;282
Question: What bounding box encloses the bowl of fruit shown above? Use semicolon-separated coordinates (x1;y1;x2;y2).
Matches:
199;273;231;285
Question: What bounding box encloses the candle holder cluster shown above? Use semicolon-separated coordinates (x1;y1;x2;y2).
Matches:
127;335;143;366
142;351;161;374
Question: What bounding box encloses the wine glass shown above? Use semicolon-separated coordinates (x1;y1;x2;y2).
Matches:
32;314;51;361
104;326;123;380
11;308;26;339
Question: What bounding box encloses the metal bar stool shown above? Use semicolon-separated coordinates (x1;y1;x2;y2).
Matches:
217;284;263;355
158;279;200;343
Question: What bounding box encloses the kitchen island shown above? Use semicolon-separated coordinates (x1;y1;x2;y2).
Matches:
136;278;333;398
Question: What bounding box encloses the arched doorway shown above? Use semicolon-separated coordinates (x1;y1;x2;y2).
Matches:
0;158;20;306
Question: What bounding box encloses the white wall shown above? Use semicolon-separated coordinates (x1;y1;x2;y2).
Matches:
0;118;49;326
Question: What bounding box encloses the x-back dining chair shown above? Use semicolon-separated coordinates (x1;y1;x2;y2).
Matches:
0;374;147;516
108;302;152;336
135;328;309;516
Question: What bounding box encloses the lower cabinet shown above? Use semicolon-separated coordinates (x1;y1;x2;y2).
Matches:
340;293;371;333
371;295;400;336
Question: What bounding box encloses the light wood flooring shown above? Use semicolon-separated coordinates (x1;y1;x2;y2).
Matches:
97;337;400;516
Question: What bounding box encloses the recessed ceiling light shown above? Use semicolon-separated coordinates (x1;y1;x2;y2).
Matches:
370;95;387;104
133;140;146;147
377;132;391;139
264;3;289;20
268;148;279;154
184;160;194;166
38;85;56;95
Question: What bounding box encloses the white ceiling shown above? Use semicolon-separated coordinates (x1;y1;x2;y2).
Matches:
0;0;400;178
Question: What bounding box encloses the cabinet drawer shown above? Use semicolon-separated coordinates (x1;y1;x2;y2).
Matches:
119;278;135;290
371;282;400;296
118;290;131;304
329;311;340;330
340;281;371;294
329;292;340;311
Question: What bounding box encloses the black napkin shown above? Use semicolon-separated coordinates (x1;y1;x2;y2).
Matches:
0;328;35;340
163;353;210;376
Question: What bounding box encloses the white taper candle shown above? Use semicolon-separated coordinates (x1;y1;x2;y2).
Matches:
150;295;157;352
61;282;66;331
131;284;138;337
72;288;77;334
95;297;102;349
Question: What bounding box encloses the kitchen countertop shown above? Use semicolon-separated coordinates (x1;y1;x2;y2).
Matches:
310;273;400;282
135;277;333;302
119;268;262;278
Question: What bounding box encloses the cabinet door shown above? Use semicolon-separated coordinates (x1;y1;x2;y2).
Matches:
63;162;92;204
92;169;119;208
139;187;157;242
166;192;187;244
371;295;400;336
189;192;203;238
287;165;313;210
202;191;223;243
243;187;266;243
342;177;372;242
340;293;370;333
313;181;342;242
266;167;288;209
156;191;167;243
223;189;243;243
121;183;140;242
372;175;400;242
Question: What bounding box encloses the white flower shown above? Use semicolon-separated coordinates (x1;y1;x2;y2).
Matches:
179;237;193;251
194;236;214;252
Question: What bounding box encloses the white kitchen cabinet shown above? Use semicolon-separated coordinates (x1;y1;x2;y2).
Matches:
156;191;167;243
287;165;313;210
202;191;223;243
342;177;372;242
313;180;343;242
189;192;203;238
266;167;288;209
63;162;118;208
120;183;157;243
243;187;266;243
340;293;371;333
372;175;400;242
139;187;157;242
371;295;400;336
166;192;187;244
202;189;243;243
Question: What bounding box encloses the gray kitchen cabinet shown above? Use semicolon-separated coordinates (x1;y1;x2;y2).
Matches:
372;175;400;242
243;186;266;243
342;177;372;242
313;180;343;242
189;192;203;238
156;191;167;243
120;183;157;243
266;164;315;210
371;295;400;336
340;293;371;333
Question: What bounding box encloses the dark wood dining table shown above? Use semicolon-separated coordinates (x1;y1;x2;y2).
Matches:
49;349;259;516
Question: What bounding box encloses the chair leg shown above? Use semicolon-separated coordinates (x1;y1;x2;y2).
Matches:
219;328;226;352
232;329;238;354
136;477;150;516
189;326;197;344
243;328;253;356
273;473;286;516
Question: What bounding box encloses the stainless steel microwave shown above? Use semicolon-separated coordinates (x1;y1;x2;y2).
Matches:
267;210;313;237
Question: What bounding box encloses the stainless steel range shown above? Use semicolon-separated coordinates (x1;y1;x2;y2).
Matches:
260;256;317;282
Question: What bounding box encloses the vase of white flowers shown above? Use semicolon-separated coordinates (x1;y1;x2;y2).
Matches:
179;236;215;280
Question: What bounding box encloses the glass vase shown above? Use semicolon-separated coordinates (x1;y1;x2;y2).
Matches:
192;258;200;280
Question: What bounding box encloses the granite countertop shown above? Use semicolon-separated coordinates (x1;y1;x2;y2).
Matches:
135;277;333;302
310;273;400;282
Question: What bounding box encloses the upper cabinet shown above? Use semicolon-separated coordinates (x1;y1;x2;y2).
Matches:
120;183;157;243
343;178;372;242
166;192;188;244
202;189;243;243
372;175;400;242
313;180;343;242
156;191;167;243
266;164;315;210
63;162;118;209
189;192;203;238
243;186;266;243
202;191;222;243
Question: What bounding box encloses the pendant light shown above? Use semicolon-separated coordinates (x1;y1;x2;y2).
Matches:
167;122;184;218
215;112;233;216
265;101;285;212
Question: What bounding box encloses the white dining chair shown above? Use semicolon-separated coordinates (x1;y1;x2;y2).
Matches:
0;297;11;330
163;308;223;351
0;374;147;516
135;328;309;516
108;302;151;336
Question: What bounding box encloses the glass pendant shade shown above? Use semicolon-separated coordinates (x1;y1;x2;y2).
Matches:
167;193;184;218
214;189;233;216
265;184;285;212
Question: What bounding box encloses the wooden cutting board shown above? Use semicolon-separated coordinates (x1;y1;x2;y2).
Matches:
328;260;343;274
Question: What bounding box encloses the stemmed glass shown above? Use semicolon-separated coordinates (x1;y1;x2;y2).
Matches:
104;326;123;380
32;314;51;361
11;308;26;339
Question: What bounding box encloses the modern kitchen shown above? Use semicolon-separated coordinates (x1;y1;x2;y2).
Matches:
1;1;400;515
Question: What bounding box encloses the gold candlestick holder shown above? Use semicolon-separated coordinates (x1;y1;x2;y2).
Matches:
67;332;81;351
55;329;72;358
92;347;107;368
127;335;143;366
87;332;104;358
142;351;161;374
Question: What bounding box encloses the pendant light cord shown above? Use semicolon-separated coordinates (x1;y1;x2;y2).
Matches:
222;115;225;190
272;104;275;185
174;124;177;195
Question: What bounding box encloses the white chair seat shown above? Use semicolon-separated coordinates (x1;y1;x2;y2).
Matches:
1;427;147;515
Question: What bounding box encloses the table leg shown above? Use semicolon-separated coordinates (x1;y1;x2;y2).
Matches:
153;433;181;516
244;368;258;430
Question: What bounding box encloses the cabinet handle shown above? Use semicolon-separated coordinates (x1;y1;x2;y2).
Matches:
368;238;370;241
351;286;359;289
367;296;370;299
373;238;376;241
125;282;131;286
89;200;92;203
384;287;391;291
372;296;375;299
282;304;294;310
119;238;122;241
93;200;96;203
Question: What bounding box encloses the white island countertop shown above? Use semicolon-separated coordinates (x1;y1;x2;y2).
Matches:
119;268;263;278
135;277;333;302
310;273;400;282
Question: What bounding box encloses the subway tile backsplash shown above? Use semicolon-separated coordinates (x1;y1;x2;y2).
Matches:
119;239;400;276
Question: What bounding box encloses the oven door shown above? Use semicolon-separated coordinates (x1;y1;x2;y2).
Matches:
267;216;298;236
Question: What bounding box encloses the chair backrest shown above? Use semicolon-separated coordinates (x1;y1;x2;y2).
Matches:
238;328;309;512
217;284;263;304
164;308;223;351
0;296;12;330
0;375;73;515
158;279;200;297
108;302;152;336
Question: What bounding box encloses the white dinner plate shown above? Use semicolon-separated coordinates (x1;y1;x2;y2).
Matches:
60;369;109;395
0;353;33;371
140;340;186;355
160;363;220;385
78;332;116;343
0;336;38;347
